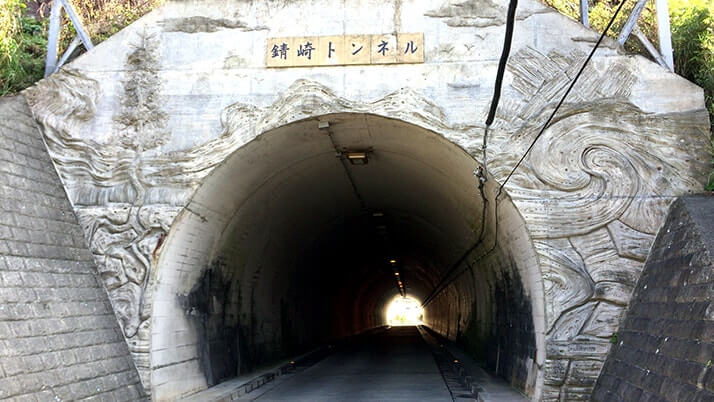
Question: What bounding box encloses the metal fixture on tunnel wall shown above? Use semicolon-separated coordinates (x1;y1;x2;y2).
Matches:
345;150;369;165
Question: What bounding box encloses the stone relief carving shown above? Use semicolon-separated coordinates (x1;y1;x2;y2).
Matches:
159;16;268;33
25;33;183;389
25;67;487;390
25;37;710;397
499;47;710;397
424;0;551;28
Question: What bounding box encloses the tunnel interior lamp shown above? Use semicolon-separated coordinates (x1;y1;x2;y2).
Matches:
389;259;396;264
345;151;368;165
394;272;399;276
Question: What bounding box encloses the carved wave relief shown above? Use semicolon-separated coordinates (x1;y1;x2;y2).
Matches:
497;47;709;395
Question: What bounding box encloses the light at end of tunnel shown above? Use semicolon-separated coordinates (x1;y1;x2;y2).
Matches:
386;295;424;326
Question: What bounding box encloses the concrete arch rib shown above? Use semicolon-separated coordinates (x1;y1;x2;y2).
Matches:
150;112;546;400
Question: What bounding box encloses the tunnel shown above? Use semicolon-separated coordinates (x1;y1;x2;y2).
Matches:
151;113;546;399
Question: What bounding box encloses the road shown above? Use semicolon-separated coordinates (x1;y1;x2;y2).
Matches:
252;326;454;401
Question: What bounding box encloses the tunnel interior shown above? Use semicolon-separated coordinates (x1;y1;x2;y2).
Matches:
153;113;545;397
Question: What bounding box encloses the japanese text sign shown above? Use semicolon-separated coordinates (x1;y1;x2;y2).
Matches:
266;33;424;67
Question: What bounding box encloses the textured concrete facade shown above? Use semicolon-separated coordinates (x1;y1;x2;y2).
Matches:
17;0;712;399
0;96;145;401
592;196;714;401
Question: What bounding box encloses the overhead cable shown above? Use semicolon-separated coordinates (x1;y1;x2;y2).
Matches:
423;0;630;307
422;0;518;308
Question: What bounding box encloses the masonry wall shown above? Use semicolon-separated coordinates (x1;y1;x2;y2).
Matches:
0;95;145;401
592;196;714;401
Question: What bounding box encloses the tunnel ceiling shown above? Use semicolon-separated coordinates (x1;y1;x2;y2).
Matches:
199;113;487;302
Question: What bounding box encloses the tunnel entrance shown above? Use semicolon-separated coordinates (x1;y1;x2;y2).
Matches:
386;296;424;326
152;113;545;399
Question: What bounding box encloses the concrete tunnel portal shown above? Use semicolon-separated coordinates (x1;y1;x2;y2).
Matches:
152;113;546;398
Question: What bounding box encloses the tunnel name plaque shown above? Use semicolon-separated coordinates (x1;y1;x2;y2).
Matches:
266;33;424;68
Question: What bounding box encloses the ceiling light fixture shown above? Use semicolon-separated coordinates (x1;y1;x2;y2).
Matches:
345;151;368;165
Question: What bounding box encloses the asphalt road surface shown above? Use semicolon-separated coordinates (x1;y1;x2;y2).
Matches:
253;326;453;401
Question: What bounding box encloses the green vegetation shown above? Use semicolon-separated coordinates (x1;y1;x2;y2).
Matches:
1;0;45;94
669;1;714;189
65;0;163;44
0;0;161;95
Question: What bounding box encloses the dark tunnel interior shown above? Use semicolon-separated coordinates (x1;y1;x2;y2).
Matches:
154;113;545;397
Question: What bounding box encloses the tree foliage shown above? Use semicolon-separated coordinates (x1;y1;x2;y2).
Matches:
0;0;45;94
0;0;160;95
668;0;714;188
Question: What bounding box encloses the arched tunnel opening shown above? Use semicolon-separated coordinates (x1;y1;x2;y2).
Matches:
152;113;546;398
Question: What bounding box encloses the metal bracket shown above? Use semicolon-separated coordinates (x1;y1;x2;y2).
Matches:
579;0;674;72
44;0;94;77
580;0;589;27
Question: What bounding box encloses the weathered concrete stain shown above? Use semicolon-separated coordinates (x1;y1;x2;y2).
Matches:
159;16;267;33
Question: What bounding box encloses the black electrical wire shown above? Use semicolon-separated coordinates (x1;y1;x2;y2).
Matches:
423;0;630;308
421;0;518;308
485;0;519;126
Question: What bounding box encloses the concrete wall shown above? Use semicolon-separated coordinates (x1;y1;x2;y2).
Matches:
0;96;145;401
592;196;714;401
22;0;711;399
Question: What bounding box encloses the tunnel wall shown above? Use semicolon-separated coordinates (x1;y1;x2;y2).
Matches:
0;96;145;400
425;187;542;395
592;196;714;401
146;114;547;399
22;0;711;399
